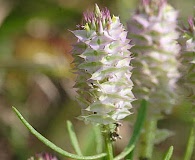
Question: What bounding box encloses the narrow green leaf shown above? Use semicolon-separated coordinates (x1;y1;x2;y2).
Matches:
12;107;106;160
125;99;147;159
114;145;135;160
66;120;83;156
184;118;195;160
163;146;173;160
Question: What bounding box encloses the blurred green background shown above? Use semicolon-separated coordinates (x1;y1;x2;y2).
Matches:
0;0;194;159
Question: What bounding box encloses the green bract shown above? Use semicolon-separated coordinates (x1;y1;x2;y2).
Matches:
72;4;134;124
128;0;180;117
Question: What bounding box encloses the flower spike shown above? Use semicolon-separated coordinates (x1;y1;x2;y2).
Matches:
72;4;134;125
128;0;180;117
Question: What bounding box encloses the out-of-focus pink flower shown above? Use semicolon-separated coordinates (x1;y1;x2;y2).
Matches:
128;0;180;117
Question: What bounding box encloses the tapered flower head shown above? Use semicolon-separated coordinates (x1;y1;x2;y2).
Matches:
178;16;195;104
128;0;180;117
72;4;134;125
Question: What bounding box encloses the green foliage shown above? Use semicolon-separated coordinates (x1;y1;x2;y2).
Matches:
66;120;83;156
12;107;107;160
183;119;195;160
163;146;173;160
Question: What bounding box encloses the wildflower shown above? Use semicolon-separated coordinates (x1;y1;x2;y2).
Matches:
128;0;180;116
28;152;58;160
178;17;195;104
72;4;134;125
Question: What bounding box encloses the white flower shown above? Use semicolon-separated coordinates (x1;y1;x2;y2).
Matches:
128;0;180;116
72;4;134;124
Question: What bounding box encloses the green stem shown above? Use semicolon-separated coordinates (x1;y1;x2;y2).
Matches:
93;125;103;154
103;126;114;160
139;118;157;160
126;99;147;159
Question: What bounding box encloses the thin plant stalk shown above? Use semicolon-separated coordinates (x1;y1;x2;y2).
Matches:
93;125;103;154
103;127;114;160
126;99;147;159
139;117;157;160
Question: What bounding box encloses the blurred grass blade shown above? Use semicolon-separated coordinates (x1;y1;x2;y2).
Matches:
12;107;107;160
66;120;83;156
184;119;195;160
163;146;173;160
93;125;103;154
114;145;134;160
125;99;147;159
